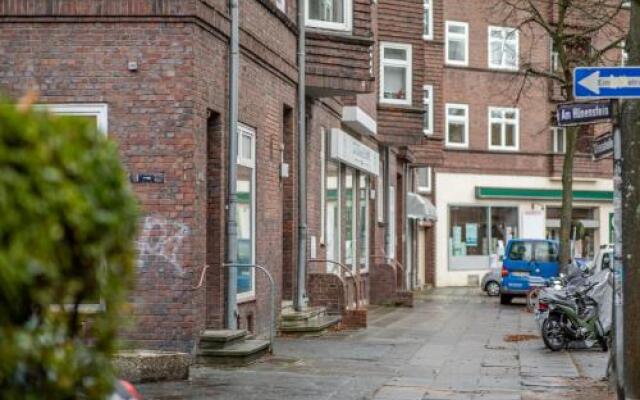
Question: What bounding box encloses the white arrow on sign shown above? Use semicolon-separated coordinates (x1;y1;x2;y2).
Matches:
579;71;640;95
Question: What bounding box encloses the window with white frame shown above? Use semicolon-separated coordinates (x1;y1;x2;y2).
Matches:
445;103;469;147
445;21;468;66
423;0;433;40
306;0;352;31
381;42;413;105
36;104;109;135
41;103;109;311
236;124;256;299
416;167;431;193
488;107;519;150
276;0;285;12
552;127;567;154
488;26;518;70
423;85;434;135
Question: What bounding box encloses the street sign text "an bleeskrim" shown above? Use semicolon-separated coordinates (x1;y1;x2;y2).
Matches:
574;67;640;99
556;102;613;126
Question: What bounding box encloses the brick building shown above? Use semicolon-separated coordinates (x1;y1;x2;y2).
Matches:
0;0;416;352
420;0;627;287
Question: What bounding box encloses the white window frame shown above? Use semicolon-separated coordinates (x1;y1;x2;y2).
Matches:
416;167;432;194
552;127;567;154
423;85;434;135
488;26;519;71
423;0;433;40
380;42;413;105
38;104;109;313
445;103;469;148
305;0;352;32
237;123;257;302
445;21;469;66
276;0;286;12
488;107;519;151
36;104;108;135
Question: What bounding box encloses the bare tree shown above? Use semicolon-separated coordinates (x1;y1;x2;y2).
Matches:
493;0;627;270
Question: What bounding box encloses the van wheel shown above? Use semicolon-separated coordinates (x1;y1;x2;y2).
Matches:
500;294;512;305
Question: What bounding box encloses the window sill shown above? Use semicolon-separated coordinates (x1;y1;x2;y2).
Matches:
445;60;469;67
237;294;256;304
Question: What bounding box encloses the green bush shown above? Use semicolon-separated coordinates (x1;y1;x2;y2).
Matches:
0;100;138;399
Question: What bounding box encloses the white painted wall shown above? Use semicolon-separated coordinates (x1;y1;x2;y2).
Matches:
434;172;613;287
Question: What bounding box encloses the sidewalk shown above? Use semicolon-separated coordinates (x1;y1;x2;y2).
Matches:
138;288;612;399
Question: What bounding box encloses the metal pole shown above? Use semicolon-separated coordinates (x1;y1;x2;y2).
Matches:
225;0;240;330
612;99;624;398
383;147;392;262
294;0;308;311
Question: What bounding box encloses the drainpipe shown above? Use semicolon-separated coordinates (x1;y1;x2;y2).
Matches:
403;163;410;290
225;0;240;330
383;147;392;263
294;0;308;311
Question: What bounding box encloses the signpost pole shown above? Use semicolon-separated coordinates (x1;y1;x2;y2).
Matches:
612;99;624;399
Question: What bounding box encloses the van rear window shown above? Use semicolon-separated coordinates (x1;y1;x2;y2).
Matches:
508;242;533;262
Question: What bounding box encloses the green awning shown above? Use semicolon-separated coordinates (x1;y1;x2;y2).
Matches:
475;187;613;202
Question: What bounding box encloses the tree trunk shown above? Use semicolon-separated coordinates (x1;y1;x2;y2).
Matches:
622;1;640;397
559;127;577;273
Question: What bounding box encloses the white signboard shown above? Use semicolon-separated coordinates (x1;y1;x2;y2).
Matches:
521;210;545;239
330;129;380;176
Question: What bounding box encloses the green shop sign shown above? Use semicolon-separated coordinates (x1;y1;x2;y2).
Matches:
475;187;613;202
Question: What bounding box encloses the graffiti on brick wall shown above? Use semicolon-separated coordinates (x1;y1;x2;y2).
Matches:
137;216;190;276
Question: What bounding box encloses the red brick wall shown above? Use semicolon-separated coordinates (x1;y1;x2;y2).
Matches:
0;0;299;351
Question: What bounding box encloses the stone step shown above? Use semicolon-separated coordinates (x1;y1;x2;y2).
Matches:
199;329;248;349
280;306;326;322
197;339;271;367
279;314;342;335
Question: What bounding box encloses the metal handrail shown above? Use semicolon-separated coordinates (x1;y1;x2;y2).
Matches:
224;263;275;354
370;256;406;291
307;259;361;309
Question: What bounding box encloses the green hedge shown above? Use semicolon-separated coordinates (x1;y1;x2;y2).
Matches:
0;101;138;399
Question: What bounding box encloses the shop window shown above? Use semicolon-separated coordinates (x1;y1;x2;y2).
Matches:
449;206;518;270
552;127;566;153
423;0;433;40
445;103;469;148
445;21;468;66
416;167;431;194
423;85;434;135
320;128;326;245
358;175;370;271
345;168;356;269
306;0;352;31
488;107;519;151
236;124;256;299
389;186;396;259
488;26;519;70
325;162;341;273
380;42;413;105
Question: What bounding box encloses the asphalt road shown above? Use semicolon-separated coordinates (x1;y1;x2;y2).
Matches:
138;288;612;400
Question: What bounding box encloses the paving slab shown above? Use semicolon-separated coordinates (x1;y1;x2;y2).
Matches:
138;288;612;400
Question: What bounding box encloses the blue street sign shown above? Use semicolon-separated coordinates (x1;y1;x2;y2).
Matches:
574;67;640;99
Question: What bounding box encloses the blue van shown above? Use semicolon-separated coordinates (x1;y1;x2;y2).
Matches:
500;239;560;305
